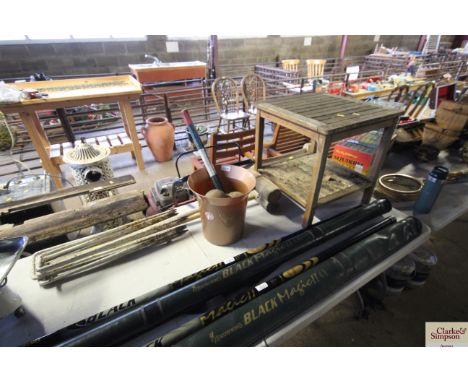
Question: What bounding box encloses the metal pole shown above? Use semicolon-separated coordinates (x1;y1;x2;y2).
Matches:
208;35;218;80
338;35;348;72
163;94;172;123
417;35;427;52
56;108;75;143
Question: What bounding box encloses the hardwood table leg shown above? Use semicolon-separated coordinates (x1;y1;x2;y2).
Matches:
254;113;265;171
19;111;63;188
118;100;145;171
302;134;331;227
121;117;136;160
361;121;397;204
30;112;49;144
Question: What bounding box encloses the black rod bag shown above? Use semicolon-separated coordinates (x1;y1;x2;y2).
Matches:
146;217;396;347
173;216;422;347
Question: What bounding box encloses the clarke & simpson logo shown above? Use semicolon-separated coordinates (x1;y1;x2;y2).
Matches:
425;322;468;347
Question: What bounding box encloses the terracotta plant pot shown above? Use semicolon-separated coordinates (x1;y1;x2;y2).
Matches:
142;117;174;162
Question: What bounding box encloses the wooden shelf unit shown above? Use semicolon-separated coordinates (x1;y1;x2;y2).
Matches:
259;152;371;207
49;133;133;165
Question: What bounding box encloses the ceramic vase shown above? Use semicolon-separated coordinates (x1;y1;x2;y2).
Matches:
142;117;174;162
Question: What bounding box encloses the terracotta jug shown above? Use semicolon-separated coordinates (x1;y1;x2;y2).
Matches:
142;117;174;162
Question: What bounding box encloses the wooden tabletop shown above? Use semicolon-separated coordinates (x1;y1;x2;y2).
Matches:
256;93;402;136
0;75;142;112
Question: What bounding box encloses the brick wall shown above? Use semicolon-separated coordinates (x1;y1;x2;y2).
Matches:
0;35;455;79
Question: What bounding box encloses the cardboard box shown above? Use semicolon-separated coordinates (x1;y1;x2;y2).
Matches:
332;142;375;175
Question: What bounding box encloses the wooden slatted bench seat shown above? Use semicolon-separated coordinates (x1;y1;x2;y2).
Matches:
49;133;133;165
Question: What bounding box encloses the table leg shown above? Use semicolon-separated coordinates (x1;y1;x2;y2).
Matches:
118;100;145;171
19;112;63;188
121;120;136;160
361;121;397;204
254;113;265;171
302;134;331;227
30;112;49;145
139;93;147;124
56;108;75;143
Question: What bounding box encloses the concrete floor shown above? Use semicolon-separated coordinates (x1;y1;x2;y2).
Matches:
9;140;468;347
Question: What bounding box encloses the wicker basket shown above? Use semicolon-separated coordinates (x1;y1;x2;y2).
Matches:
422;122;461;150
422;101;468;150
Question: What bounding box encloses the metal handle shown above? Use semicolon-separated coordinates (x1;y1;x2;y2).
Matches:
181;109;225;192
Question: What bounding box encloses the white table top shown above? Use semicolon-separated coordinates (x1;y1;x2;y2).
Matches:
0;198;304;346
0;195;429;346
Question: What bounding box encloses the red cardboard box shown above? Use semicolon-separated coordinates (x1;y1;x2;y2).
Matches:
332;143;375;175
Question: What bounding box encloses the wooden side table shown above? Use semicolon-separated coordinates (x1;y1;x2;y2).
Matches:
0;76;144;188
254;93;402;227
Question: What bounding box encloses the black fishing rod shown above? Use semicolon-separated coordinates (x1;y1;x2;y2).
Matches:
146;216;396;346
173;216;423;347
55;200;391;347
28;201;369;346
27;212;312;347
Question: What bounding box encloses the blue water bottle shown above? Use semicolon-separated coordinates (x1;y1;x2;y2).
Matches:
413;166;449;214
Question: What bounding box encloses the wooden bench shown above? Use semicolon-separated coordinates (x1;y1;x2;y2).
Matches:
265;125;312;157
192;129;257;170
264;125;336;158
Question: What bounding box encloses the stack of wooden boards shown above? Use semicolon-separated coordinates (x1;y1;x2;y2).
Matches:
0;176;144;246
